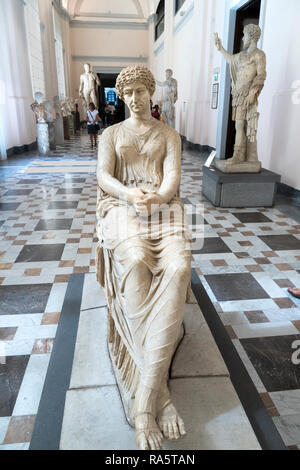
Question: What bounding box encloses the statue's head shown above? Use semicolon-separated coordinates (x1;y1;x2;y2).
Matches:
165;69;173;79
116;66;156;114
84;63;91;73
243;24;261;48
34;92;44;104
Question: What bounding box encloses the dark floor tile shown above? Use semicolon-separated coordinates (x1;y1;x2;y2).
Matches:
56;188;83;195
0;284;52;314
0;203;20;211
0;356;30;416
35;219;73;231
0;221;4;228
17;179;42;185
205;273;270;301
15;244;65;263
64;178;86;183
240;335;300;392
193;237;231;255
0;327;17;340
4;415;36;443
259;235;300;251
4;189;33;196
233;212;272;224
47;201;78;210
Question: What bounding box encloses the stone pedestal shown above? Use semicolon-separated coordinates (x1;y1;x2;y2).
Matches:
215;159;262;174
55;117;64;145
37;122;50;156
48;122;56;150
68;115;74;136
63;117;70;140
203;165;281;208
59;273;261;450
75;111;81;132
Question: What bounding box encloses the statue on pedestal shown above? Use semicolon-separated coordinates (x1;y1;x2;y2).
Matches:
156;69;178;128
31;92;49;155
79;63;101;115
61;99;70;140
75;99;81;133
96;66;191;450
53;96;65;145
65;98;75;135
214;24;267;173
44;101;56;150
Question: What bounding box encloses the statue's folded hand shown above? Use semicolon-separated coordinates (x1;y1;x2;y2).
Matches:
134;193;165;217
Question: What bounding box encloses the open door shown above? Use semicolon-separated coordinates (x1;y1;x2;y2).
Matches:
225;0;261;159
97;73;125;125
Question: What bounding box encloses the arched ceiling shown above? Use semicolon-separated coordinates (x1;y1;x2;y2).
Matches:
64;0;153;20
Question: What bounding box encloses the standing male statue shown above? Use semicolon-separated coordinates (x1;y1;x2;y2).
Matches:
214;24;267;173
156;69;178;128
79;63;101;114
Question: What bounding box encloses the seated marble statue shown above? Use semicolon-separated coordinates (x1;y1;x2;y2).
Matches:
96;66;191;451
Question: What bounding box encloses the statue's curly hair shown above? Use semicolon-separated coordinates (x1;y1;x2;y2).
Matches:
116;66;156;100
244;23;261;42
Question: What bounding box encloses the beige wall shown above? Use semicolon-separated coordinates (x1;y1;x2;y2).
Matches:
258;0;300;190
149;0;225;149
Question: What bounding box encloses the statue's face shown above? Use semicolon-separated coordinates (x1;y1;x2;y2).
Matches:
123;81;151;114
242;30;251;49
166;70;172;80
84;64;91;73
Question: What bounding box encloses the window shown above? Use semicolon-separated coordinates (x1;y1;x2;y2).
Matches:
53;6;66;100
175;0;186;14
24;0;46;96
155;0;165;41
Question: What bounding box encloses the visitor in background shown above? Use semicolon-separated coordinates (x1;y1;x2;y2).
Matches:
108;101;116;126
86;102;100;148
151;104;161;120
104;103;110;126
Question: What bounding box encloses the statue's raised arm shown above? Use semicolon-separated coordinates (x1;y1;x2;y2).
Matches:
214;32;233;62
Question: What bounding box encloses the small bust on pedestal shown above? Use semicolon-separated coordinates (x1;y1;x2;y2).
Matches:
214;24;267;173
31;92;50;155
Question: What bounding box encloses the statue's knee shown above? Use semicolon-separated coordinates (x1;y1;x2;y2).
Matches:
168;257;190;280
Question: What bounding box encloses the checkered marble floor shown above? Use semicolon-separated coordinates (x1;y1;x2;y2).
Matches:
0;133;300;450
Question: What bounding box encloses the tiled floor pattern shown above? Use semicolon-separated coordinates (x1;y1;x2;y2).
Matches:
0;133;299;449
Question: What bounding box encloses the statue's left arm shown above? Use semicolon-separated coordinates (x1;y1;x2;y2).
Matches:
158;130;181;204
248;51;267;105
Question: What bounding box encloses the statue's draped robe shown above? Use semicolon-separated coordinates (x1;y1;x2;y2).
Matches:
96;121;191;397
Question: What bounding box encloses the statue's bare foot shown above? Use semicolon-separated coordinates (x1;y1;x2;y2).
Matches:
157;383;186;441
157;403;186;441
135;413;163;450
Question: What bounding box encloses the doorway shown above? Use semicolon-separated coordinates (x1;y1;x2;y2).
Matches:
97;73;125;126
225;0;261;159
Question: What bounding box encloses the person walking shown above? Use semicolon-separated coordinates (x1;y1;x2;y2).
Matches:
86;103;100;148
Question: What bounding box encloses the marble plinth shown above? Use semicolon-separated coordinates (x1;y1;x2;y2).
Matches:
68;115;74;136
63;117;70;140
203;166;281;208
60;273;261;450
36;123;50;156
55;117;64;145
48;122;56;150
215;159;262;174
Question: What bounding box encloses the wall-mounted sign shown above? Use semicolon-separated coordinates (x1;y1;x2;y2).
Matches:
211;83;219;110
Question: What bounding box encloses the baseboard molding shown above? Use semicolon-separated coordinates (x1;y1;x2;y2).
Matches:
6;141;37;157
181;136;215;155
278;182;300;204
